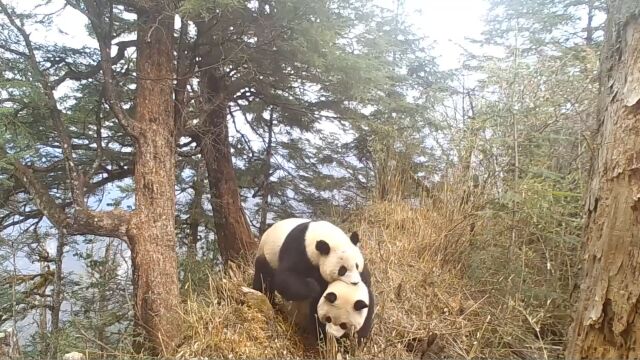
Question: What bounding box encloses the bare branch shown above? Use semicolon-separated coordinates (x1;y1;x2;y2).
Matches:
0;43;28;58
2;147;131;242
83;0;138;137
0;0;86;207
51;40;136;88
5;151;70;231
228;104;256;159
177;146;201;158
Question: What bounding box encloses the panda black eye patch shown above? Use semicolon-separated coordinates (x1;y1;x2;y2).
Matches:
325;316;332;323
338;266;347;276
340;323;348;330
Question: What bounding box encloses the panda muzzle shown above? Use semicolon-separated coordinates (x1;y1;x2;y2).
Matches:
326;323;346;338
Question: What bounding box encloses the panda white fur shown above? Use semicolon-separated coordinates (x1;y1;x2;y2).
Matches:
317;280;373;340
252;218;364;302
282;274;375;346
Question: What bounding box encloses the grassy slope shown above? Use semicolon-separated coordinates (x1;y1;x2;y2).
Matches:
177;198;575;360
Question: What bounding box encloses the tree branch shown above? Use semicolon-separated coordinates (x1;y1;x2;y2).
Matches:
83;0;138;137
0;0;86;208
88;98;105;179
175;19;196;138
2;147;131;243
51;40;136;88
5;152;70;231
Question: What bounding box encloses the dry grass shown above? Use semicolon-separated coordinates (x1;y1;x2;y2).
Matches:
175;265;306;359
344;200;561;360
177;179;576;359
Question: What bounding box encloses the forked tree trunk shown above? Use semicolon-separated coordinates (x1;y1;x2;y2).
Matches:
126;4;181;355
198;69;257;264
565;1;640;358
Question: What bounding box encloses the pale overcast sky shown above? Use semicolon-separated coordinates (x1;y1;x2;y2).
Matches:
19;0;489;68
5;0;490;270
5;0;489;267
4;0;489;338
381;0;489;68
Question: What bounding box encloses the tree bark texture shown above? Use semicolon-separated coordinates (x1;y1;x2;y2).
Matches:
258;111;274;236
2;0;182;355
47;232;65;360
565;1;640;358
199;68;257;264
127;4;181;355
196;22;257;264
187;162;205;262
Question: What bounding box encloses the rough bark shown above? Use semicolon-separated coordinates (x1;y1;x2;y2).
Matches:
258;110;274;235
565;1;640;358
187;162;205;262
198;68;257;264
585;0;596;46
174;20;195;137
1;0;182;355
47;232;65;360
126;3;181;355
95;240;115;358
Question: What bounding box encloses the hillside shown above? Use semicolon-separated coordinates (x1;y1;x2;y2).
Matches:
176;197;574;360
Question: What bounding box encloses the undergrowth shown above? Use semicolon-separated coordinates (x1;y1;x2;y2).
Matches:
173;176;581;360
68;178;581;359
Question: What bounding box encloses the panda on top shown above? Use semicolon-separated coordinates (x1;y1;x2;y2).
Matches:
252;217;375;344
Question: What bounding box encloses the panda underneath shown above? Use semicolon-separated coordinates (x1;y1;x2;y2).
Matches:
317;278;375;343
283;277;375;346
252;218;365;303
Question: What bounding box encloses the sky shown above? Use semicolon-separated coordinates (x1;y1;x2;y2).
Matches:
384;0;489;69
3;0;490;339
19;0;490;67
6;0;490;263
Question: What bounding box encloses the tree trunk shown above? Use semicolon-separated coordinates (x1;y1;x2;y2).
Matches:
126;4;181;355
258;110;274;235
200;102;257;264
95;239;115;359
565;1;640;358
585;0;595;46
37;256;48;359
47;232;65;360
187;162;205;262
198;69;257;264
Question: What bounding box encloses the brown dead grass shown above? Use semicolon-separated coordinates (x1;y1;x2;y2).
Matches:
178;184;575;360
176;267;306;359
345;200;549;360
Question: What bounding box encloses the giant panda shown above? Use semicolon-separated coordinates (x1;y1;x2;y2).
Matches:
252;218;364;303
282;270;375;347
316;277;375;344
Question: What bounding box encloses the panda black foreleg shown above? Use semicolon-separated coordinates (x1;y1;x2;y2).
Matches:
273;269;321;301
252;255;276;303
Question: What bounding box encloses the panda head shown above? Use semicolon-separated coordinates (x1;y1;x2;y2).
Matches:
307;221;364;285
317;280;370;338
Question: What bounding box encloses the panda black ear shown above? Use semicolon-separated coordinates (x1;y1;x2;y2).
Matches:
324;292;337;303
316;240;331;255
354;300;368;311
350;231;360;246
